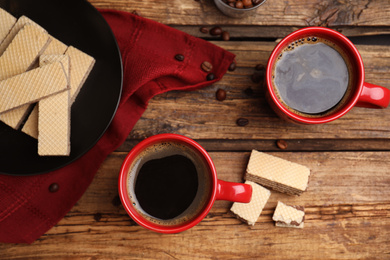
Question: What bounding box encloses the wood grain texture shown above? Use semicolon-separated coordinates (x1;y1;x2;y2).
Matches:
89;0;390;28
129;41;390;140
1;151;389;259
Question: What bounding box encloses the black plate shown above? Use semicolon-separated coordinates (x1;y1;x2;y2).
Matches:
0;0;123;175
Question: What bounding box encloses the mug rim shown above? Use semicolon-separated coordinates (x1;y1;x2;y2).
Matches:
266;26;365;124
118;133;218;233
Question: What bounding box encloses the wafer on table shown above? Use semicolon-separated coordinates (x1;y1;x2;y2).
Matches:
230;181;271;226
272;201;305;228
245;150;311;196
0;62;68;114
0;8;16;44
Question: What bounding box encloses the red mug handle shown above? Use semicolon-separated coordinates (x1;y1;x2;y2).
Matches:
356;82;390;108
216;180;252;203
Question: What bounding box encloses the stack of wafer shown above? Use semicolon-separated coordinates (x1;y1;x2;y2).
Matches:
0;8;95;156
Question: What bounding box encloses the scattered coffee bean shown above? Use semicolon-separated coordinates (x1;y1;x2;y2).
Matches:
200;27;209;34
207;73;215;81
216;88;226;101
222;31;230;41
94;213;102;222
276;139;288;150
112;195;122;207
228;61;236;71
236;118;249;126
255;64;265;71
235;1;244;8
131;10;141;16
251;72;263;83
244;87;254;96
201;61;213;72
49;183;59;193
210;26;223;36
175;54;184;61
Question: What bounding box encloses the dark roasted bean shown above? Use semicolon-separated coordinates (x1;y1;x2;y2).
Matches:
175;54;184;61
201;61;213;72
235;1;244;8
210;26;223;36
207;73;215;81
255;64;265;71
216;89;227;101
236;118;249;126
49;183;59;192
276;139;288;150
200;27;209;34
222;31;230;41
228;61;236;71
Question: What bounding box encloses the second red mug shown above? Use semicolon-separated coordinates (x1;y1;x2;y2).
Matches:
118;134;252;233
266;27;390;124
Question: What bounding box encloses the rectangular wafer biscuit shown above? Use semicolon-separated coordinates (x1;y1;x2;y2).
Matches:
41;35;67;56
64;46;95;103
0;8;16;44
0;15;45;56
36;55;71;155
245;150;310;196
0;62;68;114
22;54;71;139
0;23;51;129
230;181;271;226
272;201;305;228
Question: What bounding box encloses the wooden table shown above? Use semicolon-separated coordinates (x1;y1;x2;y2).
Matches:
2;0;390;259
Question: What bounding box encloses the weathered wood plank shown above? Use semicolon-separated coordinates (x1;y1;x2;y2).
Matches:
128;41;390;140
1;151;389;259
89;0;390;28
118;138;390;152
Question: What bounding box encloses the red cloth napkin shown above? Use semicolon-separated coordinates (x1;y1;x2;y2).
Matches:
0;9;235;244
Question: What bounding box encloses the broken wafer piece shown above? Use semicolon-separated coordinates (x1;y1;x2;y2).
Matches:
0;62;68;114
230;181;271;226
272;201;305;228
0;8;16;44
64;46;95;103
245;150;310;196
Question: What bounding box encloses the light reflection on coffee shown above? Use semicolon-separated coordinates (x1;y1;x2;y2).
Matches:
272;37;353;115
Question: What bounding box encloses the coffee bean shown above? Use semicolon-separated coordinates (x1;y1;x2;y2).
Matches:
242;0;252;7
255;64;265;71
175;54;184;61
210;26;222;36
244;87;254;96
200;27;209;34
216;88;226;101
235;1;244;8
251;72;263;83
49;183;59;193
94;213;102;222
229;2;235;7
132;10;141;16
112;195;122;207
236;118;249;126
222;31;230;41
201;61;213;72
207;73;215;81
228;61;236;71
276;139;288;150
252;0;262;4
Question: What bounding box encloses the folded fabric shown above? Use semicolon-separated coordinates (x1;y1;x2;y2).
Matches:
0;9;235;243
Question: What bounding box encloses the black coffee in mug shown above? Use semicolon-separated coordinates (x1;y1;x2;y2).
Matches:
127;141;212;226
272;36;353;115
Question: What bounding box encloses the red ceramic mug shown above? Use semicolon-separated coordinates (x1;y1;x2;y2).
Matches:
118;133;252;233
266;27;390;124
